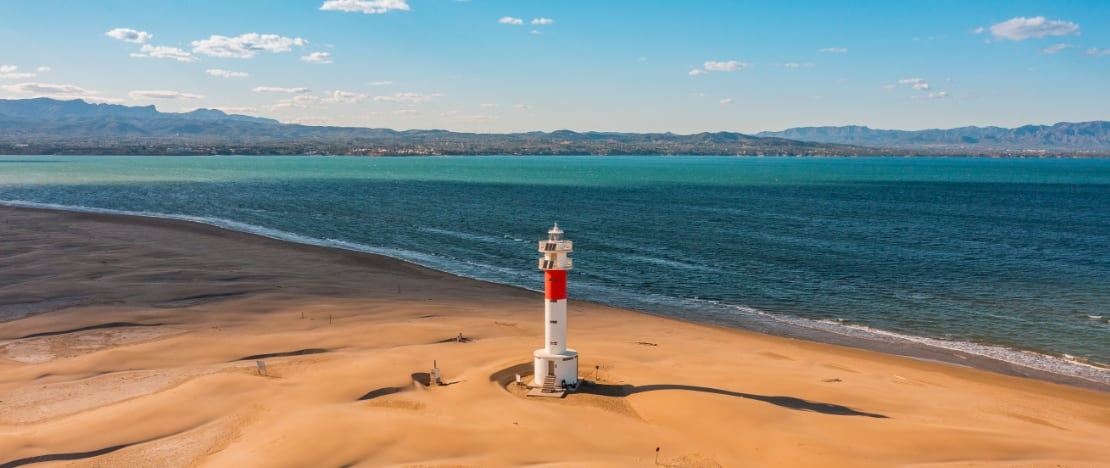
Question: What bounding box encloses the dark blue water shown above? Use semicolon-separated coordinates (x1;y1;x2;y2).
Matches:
1;156;1107;383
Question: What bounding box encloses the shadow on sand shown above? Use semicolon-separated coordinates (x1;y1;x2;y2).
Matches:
578;383;888;419
0;444;131;468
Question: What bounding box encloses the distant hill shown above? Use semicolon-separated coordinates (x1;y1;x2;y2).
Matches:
0;98;1106;156
757;122;1110;153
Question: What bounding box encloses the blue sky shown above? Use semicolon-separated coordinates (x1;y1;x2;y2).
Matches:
1;0;1108;133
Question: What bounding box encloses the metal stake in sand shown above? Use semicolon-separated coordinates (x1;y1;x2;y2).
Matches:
256;360;267;376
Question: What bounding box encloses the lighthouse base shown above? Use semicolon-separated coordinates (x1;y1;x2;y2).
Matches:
532;349;578;389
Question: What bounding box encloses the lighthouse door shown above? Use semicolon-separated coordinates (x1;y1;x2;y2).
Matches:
546;361;555;376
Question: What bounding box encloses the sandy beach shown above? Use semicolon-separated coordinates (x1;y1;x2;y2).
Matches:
0;205;1107;467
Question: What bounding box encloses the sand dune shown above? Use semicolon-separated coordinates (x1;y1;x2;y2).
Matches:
0;206;1107;467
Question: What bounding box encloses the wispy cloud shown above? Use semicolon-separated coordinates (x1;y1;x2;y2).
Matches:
373;91;441;103
499;17;524;25
0;65;36;79
928;91;949;99
1087;48;1110;56
253;86;312;94
270;95;323;109
976;17;1079;41
818;47;847;53
394;109;421;116
106;28;152;44
367;80;393;86
479;103;498;108
35;66;51;73
128;90;204;100
783;63;813;69
1040;43;1074;54
512;104;531;110
688;68;707;76
130;44;197;62
301;51;333;64
703;60;749;72
898;78;930;90
183;106;258;114
192;33;307;59
327;90;367;103
531;18;554;25
320;0;410;14
206;69;249;78
2;82;96;96
719;98;733;105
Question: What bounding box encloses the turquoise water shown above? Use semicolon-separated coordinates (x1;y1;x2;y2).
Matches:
2;155;1108;384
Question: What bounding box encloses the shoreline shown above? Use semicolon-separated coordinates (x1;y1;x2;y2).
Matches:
2;204;1108;466
3;202;1106;393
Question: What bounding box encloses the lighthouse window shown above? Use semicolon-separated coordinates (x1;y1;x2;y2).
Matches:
549;320;558;324
550;341;558;346
545;242;556;251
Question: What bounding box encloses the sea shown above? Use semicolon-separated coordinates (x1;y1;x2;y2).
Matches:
1;155;1108;386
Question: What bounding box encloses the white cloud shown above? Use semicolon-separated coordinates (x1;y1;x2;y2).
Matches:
394;109;421;116
78;96;126;104
783;63;813;69
367;80;393;86
479;103;498;108
688;68;707;76
206;69;249;78
301;52;333;64
819;47;847;53
320;0;410;14
719;98;733;105
898;78;930;90
271;95;324;109
192;33;308;59
980;17;1079;41
530;30;541;35
328;90;367;103
1087;48;1110;56
2;82;96;95
512;104;531;109
499;17;524;25
703;60;749;72
0;65;35;79
184;106;258;114
1041;43;1074;54
129;90;204;100
442;111;498;122
373;91;440;103
36;66;52;73
130;44;197;62
881;84;896;90
254;86;312;94
106;28;152;44
531;18;553;25
928;91;949;99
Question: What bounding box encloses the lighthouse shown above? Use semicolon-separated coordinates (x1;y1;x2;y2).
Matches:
532;223;579;390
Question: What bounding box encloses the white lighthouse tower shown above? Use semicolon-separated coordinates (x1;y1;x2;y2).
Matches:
532;223;579;390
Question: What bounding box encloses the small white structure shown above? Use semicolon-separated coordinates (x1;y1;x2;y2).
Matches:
532;223;579;390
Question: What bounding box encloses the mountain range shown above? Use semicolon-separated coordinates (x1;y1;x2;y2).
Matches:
1;98;1107;157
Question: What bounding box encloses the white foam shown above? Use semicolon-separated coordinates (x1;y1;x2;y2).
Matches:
691;298;1110;385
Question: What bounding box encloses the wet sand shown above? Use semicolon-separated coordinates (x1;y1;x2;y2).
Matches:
1;205;1107;467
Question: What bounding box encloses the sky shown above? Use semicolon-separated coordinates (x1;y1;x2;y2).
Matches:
1;0;1109;134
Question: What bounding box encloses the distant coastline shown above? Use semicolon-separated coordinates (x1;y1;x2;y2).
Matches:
3;98;1109;158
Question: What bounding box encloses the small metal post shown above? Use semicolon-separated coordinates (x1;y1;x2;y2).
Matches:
655;447;660;464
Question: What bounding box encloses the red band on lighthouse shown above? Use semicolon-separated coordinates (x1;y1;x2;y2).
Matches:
545;269;567;300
